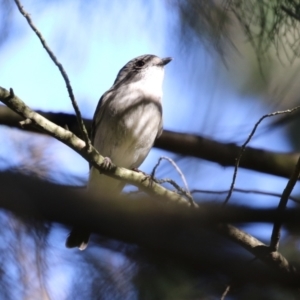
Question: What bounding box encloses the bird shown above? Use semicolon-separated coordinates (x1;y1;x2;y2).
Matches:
66;54;172;250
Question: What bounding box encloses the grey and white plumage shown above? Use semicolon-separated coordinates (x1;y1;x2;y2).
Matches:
66;54;172;250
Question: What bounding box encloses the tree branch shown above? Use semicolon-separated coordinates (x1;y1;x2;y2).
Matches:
0;87;189;206
270;154;300;251
224;106;300;205
13;0;91;150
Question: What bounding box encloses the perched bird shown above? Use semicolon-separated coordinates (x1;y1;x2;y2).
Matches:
66;54;172;250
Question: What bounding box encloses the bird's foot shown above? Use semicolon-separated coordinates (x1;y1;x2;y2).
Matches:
101;157;113;171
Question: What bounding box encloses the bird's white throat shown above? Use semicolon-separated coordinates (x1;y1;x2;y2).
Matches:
136;66;165;99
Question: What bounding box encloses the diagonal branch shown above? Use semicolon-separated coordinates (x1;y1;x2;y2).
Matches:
0;86;188;206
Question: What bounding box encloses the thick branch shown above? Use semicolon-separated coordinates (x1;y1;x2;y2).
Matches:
0;105;298;179
157;131;298;179
217;224;298;282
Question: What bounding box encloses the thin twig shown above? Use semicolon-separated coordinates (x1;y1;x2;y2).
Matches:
155;178;197;206
270;155;300;251
192;188;300;204
163;157;191;193
224;106;300;206
155;178;183;191
151;156;196;206
13;0;91;151
221;285;231;300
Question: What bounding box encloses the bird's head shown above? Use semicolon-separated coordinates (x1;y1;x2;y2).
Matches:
113;54;172;87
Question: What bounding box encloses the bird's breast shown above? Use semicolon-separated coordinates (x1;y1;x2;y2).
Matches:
118;100;161;168
93;84;163;169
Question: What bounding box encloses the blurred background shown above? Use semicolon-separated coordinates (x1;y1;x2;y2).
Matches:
1;0;300;299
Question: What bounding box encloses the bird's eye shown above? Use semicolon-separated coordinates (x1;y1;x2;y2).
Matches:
136;60;145;68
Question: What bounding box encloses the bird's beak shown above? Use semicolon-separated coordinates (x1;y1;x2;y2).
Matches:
161;57;172;66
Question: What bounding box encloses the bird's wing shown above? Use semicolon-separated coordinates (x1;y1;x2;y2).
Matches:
156;116;163;139
90;89;114;145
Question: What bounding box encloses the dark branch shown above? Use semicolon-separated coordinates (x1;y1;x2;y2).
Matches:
0;105;299;179
270;154;300;251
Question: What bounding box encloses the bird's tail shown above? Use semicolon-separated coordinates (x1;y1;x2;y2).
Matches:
66;167;125;250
